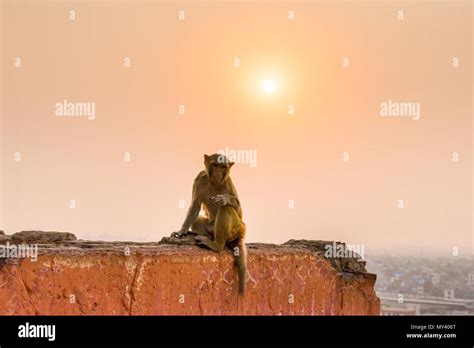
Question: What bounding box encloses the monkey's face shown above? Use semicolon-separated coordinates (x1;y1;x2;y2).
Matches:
204;154;234;185
210;162;230;185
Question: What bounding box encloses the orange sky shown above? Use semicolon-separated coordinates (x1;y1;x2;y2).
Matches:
1;0;472;256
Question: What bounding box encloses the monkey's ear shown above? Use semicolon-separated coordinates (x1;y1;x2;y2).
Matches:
204;154;210;163
229;162;235;168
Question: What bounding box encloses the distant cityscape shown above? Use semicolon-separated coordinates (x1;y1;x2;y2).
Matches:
365;254;474;315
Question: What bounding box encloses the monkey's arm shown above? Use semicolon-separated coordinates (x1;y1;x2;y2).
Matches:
212;178;241;210
219;194;240;209
179;198;201;233
173;176;204;237
225;178;242;210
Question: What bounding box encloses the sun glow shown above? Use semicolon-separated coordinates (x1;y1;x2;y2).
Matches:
262;79;277;94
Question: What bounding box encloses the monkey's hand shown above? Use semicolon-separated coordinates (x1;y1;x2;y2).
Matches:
211;194;229;207
171;230;188;238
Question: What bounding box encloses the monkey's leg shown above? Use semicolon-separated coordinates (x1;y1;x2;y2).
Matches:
190;217;212;237
195;206;240;252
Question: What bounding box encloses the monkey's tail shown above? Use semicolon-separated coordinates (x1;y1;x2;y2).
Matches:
233;238;247;295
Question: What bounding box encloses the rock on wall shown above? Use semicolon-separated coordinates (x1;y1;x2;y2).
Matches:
0;233;380;315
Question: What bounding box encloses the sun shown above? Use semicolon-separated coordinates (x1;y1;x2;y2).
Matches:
262;79;277;94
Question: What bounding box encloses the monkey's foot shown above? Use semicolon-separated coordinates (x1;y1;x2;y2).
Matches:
194;235;214;250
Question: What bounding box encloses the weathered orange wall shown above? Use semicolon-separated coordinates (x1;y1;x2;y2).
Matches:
0;240;380;315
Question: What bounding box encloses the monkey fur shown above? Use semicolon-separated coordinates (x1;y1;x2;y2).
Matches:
173;153;247;294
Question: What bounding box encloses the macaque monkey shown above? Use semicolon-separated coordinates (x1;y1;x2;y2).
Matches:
173;154;247;294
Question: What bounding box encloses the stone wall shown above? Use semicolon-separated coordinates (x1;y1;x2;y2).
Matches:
0;232;380;315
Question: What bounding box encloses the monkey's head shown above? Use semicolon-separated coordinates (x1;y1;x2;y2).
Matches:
204;153;234;185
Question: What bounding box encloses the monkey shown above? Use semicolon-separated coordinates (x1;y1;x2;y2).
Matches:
172;153;247;294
